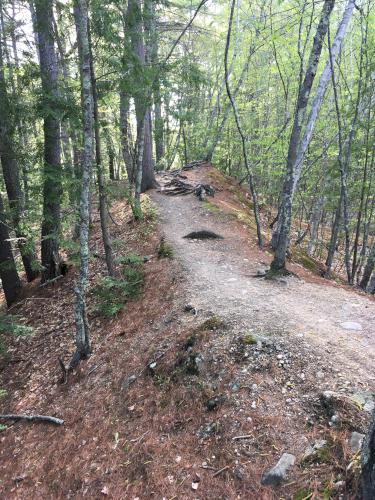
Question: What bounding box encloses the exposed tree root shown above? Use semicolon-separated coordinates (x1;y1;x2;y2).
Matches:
0;414;64;425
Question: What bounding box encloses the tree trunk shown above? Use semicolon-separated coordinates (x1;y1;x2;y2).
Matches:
0;193;21;306
224;0;262;247
291;0;356;193
126;0;156;203
119;89;134;182
306;194;325;256
88;28;116;277
359;241;375;291
34;0;62;282
141;108;154;192
271;0;335;271
144;0;163;163
0;28;39;282
71;0;94;367
362;408;375;499
154;91;164;162
205;44;253;162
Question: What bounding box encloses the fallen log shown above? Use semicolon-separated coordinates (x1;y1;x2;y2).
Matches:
0;414;64;425
182;159;207;170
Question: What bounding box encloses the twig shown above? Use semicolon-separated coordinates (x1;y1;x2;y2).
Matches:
212;465;230;477
130;430;150;444
87;362;104;376
39;275;64;287
0;414;64;425
232;434;253;440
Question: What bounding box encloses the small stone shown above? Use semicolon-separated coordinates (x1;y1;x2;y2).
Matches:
261;453;295;486
333;481;346;492
349;432;365;454
122;374;137;391
256;268;267;277
302;439;328;463
364;400;375;413
316;371;324;379
191;481;199;490
330;414;341;427
251;401;257;409
206;395;226;411
230;382;240;393
233;465;245;480
340;321;362;331
196;422;218;439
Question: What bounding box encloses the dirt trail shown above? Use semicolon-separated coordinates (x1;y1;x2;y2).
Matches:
152;174;375;392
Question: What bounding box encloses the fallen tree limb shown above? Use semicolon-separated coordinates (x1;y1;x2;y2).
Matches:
0;414;64;425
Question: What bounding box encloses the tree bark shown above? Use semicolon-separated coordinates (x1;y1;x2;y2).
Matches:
126;0;156;203
0;192;21;306
359;241;375;291
119;89;134;181
0;26;38;281
271;0;336;271
224;0;262;248
71;0;94;366
34;0;62;282
362;408;375;499
88;27;116;277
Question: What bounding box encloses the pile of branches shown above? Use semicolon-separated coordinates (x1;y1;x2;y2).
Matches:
181;159;207;171
161;178;215;200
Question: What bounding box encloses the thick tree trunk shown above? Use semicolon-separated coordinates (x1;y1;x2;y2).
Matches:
34;0;62;283
0;34;38;282
362;408;375;499
271;0;335;271
359;241;375;291
126;0;156;201
144;0;163;163
0;193;21;306
71;0;94;367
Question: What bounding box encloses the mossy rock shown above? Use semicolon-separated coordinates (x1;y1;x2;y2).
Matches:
197;316;225;331
239;333;257;345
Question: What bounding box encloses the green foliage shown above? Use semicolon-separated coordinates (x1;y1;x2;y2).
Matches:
0;315;34;338
158;238;174;258
139;196;158;223
94;256;144;317
116;253;144;266
0;314;34;360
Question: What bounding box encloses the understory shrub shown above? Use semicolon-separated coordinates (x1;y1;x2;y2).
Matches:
94;254;144;317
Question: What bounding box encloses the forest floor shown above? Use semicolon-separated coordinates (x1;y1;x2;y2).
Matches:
0;163;374;499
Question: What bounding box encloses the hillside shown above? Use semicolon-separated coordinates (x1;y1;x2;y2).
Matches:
0;164;374;499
